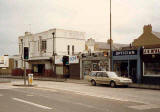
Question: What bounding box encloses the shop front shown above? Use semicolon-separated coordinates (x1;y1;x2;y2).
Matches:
82;56;109;78
112;48;141;83
142;47;160;85
55;55;80;79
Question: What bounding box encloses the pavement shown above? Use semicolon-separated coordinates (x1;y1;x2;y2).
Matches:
0;79;160;112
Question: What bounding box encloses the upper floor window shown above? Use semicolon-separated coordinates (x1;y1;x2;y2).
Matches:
42;40;47;51
72;45;74;55
67;45;70;55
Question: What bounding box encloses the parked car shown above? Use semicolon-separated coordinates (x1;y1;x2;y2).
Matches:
85;71;132;87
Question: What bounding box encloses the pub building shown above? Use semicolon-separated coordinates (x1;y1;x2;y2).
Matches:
112;48;142;83
142;47;160;85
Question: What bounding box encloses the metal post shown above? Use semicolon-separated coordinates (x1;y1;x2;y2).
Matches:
52;33;56;79
24;60;26;85
110;0;112;71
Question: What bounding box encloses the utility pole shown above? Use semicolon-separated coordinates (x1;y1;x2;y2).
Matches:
110;0;112;71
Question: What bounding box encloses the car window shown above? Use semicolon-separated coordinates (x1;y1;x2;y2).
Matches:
96;72;103;77
90;72;96;76
102;72;108;77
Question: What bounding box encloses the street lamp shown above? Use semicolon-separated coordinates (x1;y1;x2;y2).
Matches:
109;0;112;71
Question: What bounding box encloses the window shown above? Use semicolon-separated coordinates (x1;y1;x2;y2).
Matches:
72;45;74;55
42;40;47;51
144;62;160;76
90;72;96;76
32;64;45;73
96;72;103;77
67;45;70;55
15;61;18;68
102;72;108;77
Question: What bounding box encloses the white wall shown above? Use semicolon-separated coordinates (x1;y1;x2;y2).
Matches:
18;29;85;69
55;38;85;55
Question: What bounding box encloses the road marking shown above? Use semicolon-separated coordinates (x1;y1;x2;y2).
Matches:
12;98;52;110
34;87;57;92
27;94;34;96
129;104;160;110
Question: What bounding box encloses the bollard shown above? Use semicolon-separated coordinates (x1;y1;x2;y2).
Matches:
28;74;33;86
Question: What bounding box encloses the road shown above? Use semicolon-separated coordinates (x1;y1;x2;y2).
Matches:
0;79;160;112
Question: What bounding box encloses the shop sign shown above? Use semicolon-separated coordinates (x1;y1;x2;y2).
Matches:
55;56;79;64
113;50;137;56
143;48;160;55
55;56;63;64
69;56;79;64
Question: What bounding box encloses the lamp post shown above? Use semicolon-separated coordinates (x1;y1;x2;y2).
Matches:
109;0;112;71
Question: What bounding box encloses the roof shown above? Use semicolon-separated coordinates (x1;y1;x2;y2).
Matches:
95;42;110;49
152;31;160;39
95;42;129;50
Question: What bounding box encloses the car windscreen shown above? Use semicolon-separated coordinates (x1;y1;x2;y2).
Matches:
107;72;118;78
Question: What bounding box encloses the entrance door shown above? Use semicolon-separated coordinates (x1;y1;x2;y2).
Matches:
120;62;128;77
129;60;137;83
63;65;69;78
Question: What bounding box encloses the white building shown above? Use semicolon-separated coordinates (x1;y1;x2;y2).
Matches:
18;28;85;78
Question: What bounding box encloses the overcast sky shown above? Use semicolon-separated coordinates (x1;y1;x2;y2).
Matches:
0;0;160;55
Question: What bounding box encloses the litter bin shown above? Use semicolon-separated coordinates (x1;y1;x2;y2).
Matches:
28;74;33;85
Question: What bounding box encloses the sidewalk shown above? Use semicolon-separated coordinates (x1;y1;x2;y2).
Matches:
0;75;160;90
0;79;11;83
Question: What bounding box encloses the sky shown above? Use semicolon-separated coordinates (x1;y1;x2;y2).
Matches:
0;0;160;55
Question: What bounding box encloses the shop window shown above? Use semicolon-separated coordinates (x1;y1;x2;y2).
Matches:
144;62;160;76
32;64;45;73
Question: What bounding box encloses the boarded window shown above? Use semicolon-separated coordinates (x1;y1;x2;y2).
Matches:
56;66;63;75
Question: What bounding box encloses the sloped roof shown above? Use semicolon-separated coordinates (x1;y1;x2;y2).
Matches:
95;42;129;50
152;31;160;39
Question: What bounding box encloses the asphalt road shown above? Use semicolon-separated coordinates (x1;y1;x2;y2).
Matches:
0;82;160;112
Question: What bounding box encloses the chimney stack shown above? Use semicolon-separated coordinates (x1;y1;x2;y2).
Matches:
143;24;152;33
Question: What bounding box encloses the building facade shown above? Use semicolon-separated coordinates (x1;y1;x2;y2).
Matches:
18;29;85;79
112;48;142;83
112;24;160;85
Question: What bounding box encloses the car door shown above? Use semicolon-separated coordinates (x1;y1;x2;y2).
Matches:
102;72;110;84
95;72;103;84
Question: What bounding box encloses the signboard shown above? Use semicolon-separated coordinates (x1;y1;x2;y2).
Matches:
69;56;79;64
55;56;63;64
0;56;9;68
143;48;160;55
113;50;137;56
55;56;79;64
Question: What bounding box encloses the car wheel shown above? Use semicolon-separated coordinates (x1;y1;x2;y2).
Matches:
91;80;96;86
110;81;116;88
